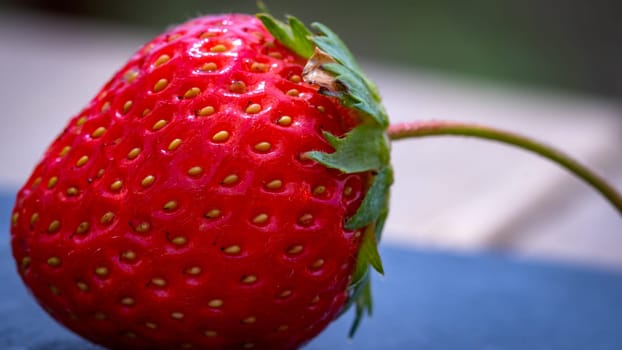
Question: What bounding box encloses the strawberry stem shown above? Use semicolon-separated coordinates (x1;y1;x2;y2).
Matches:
387;120;622;214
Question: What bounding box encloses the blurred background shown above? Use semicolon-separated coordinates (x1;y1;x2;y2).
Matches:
3;0;622;97
0;0;621;269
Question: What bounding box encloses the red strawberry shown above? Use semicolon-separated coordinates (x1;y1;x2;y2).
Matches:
10;13;391;350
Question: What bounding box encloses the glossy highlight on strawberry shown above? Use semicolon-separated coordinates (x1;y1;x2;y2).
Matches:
10;14;389;349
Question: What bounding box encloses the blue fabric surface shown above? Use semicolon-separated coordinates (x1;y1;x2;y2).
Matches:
2;191;621;349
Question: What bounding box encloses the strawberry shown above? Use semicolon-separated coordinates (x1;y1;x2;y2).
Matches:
10;12;391;350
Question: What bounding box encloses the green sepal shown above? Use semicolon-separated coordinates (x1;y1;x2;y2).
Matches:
309;22;388;126
256;14;315;59
310;22;382;103
318;62;389;127
306;125;389;174
355;223;384;278
349;277;373;337
373;205;390;241
343;208;387;337
347;166;393;230
309;23;361;75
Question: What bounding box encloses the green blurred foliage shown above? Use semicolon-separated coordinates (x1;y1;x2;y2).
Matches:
2;0;621;98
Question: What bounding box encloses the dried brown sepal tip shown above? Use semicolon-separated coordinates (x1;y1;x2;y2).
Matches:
302;47;341;92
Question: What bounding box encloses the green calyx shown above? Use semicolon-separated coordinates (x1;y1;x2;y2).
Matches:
257;13;393;336
256;14;315;58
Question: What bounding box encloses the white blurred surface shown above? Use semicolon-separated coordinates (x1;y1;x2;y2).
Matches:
1;11;621;269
